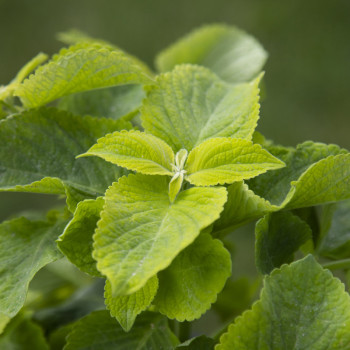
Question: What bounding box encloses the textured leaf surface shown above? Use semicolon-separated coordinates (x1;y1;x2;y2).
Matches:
57;197;104;276
93;174;227;295
255;211;312;274
15;43;153;108
0;108;130;206
156;24;267;83
177;335;216;349
154;233;231;321
141;65;261;152
0;214;68;317
105;276;158;332
81;130;175;175
185;138;284;186
217;255;350;350
64;310;179;350
0;314;49;350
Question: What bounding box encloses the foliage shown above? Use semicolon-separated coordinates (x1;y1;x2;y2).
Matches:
1;23;350;349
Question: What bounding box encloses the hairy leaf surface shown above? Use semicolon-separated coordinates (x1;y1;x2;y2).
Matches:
93;174;227;295
156;24;267;83
185;138;284;186
141;65;261;152
217;255;350;350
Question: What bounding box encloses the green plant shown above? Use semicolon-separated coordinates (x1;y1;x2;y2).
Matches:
1;24;350;349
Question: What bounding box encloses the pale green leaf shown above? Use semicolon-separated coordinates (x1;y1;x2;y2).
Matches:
156;24;267;83
177;335;216;349
93;173;227;296
0;213;68;318
80;130;175;175
64;310;179;350
57;197;104;276
255;211;313;274
216;255;350;350
0;108;130;209
105;276;158;332
141;65;261;152
154;232;231;321
168;172;184;202
185;138;285;186
15;43;153;108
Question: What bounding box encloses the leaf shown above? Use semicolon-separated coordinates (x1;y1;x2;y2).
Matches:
177;335;216;349
15;43;153;108
80;130;175;175
216;255;350;350
141;64;261;152
185;138;285;186
153;232;231;321
64;310;179;350
155;24;267;83
58;84;145;120
0;313;49;350
57;197;104;276
0;108;130;209
93;173;227;296
255;211;313;274
105;275;158;332
0;213;68;318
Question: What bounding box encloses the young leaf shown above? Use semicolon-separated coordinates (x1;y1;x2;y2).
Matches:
64;310;179;350
93;174;227;296
185;138;285;186
153;233;231;321
57;197;104;276
217;255;350;349
0;213;68;318
0;108;130;209
255;211;313;274
80;130;175;175
105;276;158;332
156;24;267;83
141;65;261;152
15;43;153;108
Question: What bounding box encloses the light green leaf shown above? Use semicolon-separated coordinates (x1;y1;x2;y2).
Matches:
216;255;350;350
105;276;158;332
141;65;261;152
15;43;153;108
185;138;285;186
58;84;145;120
0;108;130;209
156;24;267;83
64;310;179;350
154;232;231;321
80;130;175;175
0;313;49;350
177;335;216;349
0;213;68;318
93;173;227;296
255;211;313;274
169;172;184;202
57;197;104;276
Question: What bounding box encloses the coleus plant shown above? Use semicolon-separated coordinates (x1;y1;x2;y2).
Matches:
1;24;350;349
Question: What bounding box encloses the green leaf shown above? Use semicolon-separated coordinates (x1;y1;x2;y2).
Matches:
57;197;104;276
255;211;313;274
15;43;153;108
185;138;285;186
216;255;350;350
0;314;49;350
105;275;158;332
58;84;145;120
177;335;216;349
156;24;267;83
154;232;231;321
80;130;175;175
141;65;261;152
93;173;227;296
0;108;130;209
64;310;179;350
0;213;68;318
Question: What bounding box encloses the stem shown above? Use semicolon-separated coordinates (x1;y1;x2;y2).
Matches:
322;258;350;271
178;321;191;343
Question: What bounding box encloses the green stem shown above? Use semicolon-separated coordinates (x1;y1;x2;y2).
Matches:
178;321;191;343
322;258;350;271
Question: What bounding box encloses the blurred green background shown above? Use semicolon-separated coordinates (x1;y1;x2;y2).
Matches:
0;0;349;221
